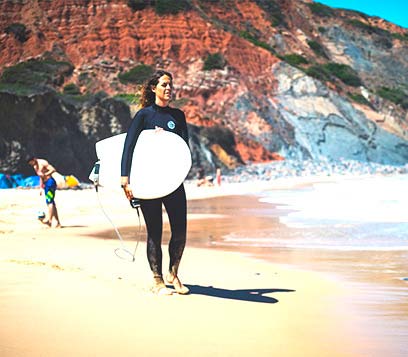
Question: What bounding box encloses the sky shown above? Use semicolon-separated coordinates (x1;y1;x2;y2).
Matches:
316;0;408;29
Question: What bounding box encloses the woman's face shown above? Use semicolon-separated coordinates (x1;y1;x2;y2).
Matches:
152;74;173;105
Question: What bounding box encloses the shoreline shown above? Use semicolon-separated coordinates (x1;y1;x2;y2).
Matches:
0;177;405;356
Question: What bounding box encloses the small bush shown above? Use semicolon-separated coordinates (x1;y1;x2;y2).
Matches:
155;0;191;15
118;64;154;84
282;54;309;67
347;92;370;106
239;31;274;52
127;0;150;11
5;23;29;42
254;0;286;27
305;63;362;87
63;83;81;95
348;20;390;36
307;3;334;17
391;32;408;41
377;87;408;109
307;40;328;58
305;65;331;82
0;59;74;88
203;53;226;71
114;93;141;105
324;63;362;87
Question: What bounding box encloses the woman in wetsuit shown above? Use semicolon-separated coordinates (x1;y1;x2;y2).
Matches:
121;70;189;295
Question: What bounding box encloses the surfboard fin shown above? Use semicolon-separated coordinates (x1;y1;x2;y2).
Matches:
89;161;100;188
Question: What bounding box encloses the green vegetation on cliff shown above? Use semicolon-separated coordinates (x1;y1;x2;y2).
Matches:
127;0;150;11
118;64;154;85
254;0;286;27
239;31;275;52
5;23;29;42
306;62;362;87
155;0;191;14
307;2;334;17
203;53;226;71
0;59;74;94
114;93;141;105
282;54;309;67
63;83;81;96
377;87;408;109
348;19;390;37
307;40;328;59
347;92;371;106
127;0;191;14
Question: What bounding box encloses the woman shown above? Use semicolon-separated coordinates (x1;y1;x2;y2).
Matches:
121;70;190;295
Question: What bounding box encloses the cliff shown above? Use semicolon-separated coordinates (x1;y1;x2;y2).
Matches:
0;0;407;179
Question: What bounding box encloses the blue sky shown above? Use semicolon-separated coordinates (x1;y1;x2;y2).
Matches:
316;0;408;29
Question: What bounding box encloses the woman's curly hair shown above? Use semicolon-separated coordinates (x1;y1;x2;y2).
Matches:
140;69;173;108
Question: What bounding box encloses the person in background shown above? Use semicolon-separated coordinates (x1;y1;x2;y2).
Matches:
216;167;222;186
27;157;61;228
196;167;206;187
121;70;190;296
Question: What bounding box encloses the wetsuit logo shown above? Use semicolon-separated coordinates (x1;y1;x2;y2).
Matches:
167;120;176;130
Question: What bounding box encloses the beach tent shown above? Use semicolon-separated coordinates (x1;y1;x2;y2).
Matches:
9;174;25;188
0;173;79;189
0;174;41;188
0;174;12;188
0;174;37;188
23;176;41;187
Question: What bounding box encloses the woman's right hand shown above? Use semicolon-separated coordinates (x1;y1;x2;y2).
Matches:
123;184;134;201
121;176;134;200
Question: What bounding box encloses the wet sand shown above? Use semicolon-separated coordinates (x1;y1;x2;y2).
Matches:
0;183;403;356
186;194;408;356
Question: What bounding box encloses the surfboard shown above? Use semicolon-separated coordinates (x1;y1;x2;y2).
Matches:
90;130;192;199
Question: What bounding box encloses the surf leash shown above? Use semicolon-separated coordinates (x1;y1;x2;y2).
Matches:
91;161;142;262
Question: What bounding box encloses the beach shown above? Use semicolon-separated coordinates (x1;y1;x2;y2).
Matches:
1;178;407;356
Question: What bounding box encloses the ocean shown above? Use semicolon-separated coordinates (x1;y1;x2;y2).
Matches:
222;175;407;248
203;174;408;355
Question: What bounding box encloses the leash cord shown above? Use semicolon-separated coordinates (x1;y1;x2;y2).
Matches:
95;185;142;262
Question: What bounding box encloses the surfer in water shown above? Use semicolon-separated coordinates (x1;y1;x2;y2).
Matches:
121;70;190;295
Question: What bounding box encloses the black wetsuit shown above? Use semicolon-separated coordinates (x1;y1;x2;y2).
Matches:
121;103;189;277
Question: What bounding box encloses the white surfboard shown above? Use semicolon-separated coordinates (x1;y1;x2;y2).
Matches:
91;130;191;199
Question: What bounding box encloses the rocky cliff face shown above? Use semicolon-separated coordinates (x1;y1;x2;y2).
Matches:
0;90;130;179
0;0;407;180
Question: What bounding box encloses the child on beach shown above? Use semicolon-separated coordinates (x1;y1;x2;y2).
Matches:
27;157;61;228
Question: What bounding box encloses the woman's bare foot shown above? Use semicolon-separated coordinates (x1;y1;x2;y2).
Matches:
166;273;189;295
151;276;173;296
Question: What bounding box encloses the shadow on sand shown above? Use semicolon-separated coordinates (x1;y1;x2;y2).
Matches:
185;284;295;304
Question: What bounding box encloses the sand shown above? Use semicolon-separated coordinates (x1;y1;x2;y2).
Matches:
0;182;390;356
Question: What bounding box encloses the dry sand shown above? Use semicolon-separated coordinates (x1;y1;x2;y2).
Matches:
0;183;386;356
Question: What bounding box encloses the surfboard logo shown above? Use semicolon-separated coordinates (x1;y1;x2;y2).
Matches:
167;120;176;130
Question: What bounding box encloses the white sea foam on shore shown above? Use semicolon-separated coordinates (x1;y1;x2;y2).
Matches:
198;174;408;252
261;174;408;226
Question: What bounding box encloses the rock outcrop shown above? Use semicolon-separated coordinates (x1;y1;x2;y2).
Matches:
0;90;130;180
